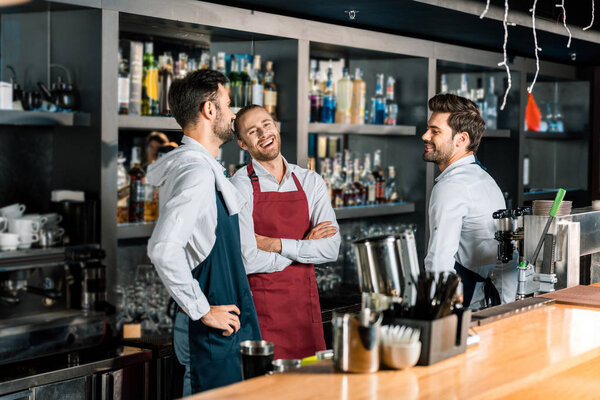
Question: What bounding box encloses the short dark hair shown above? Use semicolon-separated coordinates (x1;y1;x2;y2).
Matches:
234;104;268;138
428;93;485;153
168;69;227;131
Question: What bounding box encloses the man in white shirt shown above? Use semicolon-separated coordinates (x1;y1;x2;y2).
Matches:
422;93;517;309
146;71;290;395
230;105;341;359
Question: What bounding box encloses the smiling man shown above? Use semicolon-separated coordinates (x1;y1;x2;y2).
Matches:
230;105;341;360
422;93;517;309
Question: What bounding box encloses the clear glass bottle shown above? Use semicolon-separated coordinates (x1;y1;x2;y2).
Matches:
118;48;130;115
158;53;173;116
263;60;278;119
342;153;356;207
336;67;353;124
229;57;242;111
330;158;345;208
440;73;448;93
251;55;264;106
458;73;470;100
240;58;252;107
117;152;130;223
373;149;386;204
128;147;146;223
353;158;365;206
351;68;366;124
361;153;376;205
321;61;335;124
385;166;400;203
309;59;321;123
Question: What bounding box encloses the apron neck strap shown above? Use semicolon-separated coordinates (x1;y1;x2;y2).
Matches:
247;160;304;193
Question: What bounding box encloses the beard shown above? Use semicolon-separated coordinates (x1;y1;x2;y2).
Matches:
213;107;235;144
422;140;452;165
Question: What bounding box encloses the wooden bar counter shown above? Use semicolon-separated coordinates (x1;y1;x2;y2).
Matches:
187;302;600;400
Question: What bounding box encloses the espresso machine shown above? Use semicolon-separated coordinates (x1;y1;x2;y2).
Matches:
494;192;600;300
0;245;107;364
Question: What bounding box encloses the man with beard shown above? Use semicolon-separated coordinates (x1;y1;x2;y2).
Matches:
147;70;291;394
230;105;341;360
422;93;517;309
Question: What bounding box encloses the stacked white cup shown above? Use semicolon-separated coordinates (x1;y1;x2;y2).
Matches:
0;203;28;251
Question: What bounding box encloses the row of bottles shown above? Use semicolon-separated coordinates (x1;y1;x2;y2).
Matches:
316;149;401;208
118;39;278;118
117;147;159;224
440;73;498;130
309;59;398;126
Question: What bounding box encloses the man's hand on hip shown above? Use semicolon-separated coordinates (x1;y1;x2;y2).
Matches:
304;221;337;240
255;234;282;253
200;305;241;336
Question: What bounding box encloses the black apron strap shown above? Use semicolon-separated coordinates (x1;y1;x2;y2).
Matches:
454;261;500;308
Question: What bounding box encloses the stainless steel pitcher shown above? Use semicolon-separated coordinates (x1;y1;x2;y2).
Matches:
352;230;420;305
332;310;382;373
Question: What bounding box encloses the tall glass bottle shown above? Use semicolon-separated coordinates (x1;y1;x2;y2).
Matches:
335;67;353;124
141;42;159;116
229;57;242;111
309;59;321;123
385;166;399;203
484;77;498;129
353;158;366;206
361;153;376;205
458;73;469;99
251;55;264;106
384;76;398;126
440;73;448;93
158;53;174;116
342;154;356;207
330;158;344;208
128;147;146;223
263;61;278;119
321;62;335;124
117;152;130;223
370;74;386;124
373;149;386;204
351;68;366;124
118;48;130;115
240;58;252;107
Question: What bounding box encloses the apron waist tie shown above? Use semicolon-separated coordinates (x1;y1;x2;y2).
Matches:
454;262;501;308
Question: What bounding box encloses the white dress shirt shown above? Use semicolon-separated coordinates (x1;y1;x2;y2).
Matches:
424;155;517;306
231;158;341;265
147;136;291;321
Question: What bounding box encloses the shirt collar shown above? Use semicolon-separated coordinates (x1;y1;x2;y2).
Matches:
181;135;226;173
435;154;475;182
250;156;292;181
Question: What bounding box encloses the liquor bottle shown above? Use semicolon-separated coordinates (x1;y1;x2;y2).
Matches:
178;52;188;79
370;74;386;124
361;153;376;205
251;55;264;106
475;77;485;113
330;158;344;208
117;152;130;223
144;182;159;222
321;158;332;198
141;42;159;116
484;77;498;129
385;166;399;203
335;67;352;124
229;57;242;112
263;61;278;119
353;158;366;206
523;154;530;193
128;146;146;223
122;40;143;115
321;62;335;124
373;149;386;203
309;59;321;123
158;53;174;116
216;52;227;75
342;157;357;207
241;58;252;107
440;73;448;93
384;76;398;126
351;68;366;124
458;73;469;99
118;48;130;115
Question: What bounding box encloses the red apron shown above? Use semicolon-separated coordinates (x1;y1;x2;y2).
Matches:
246;162;326;360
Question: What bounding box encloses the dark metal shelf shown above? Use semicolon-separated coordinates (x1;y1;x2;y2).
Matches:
334;202;415;220
485;129;511;138
524;131;586;140
0;110;90;126
118;115;181;131
0;247;66;272
308;123;416;136
117;222;156;239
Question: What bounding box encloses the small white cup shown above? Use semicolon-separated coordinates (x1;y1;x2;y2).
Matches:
17;232;39;249
41;213;63;227
21;214;49;227
0;217;7;232
0;232;20;251
8;218;40;235
0;203;26;218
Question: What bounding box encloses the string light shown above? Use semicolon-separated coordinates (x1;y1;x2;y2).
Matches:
497;0;511;110
556;1;572;47
583;0;595;30
528;0;541;93
480;0;491;18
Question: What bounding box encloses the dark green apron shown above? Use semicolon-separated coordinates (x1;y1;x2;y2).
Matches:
187;190;261;393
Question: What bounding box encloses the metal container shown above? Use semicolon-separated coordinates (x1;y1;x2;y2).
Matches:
352;230;420;304
240;340;274;379
271;358;302;373
332;311;381;373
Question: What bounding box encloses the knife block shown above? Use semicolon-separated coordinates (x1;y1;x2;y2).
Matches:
384;309;471;365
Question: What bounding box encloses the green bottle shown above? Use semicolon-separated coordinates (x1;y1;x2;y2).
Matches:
141;42;159;116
